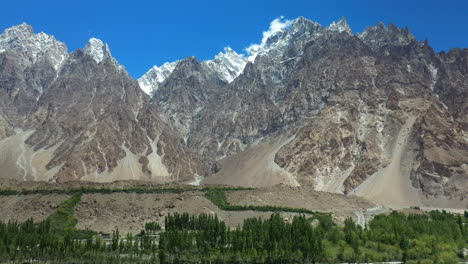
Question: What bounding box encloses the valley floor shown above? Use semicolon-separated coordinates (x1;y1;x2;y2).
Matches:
0;180;372;234
0;179;465;235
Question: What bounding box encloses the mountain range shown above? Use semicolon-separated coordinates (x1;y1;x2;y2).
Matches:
0;17;466;208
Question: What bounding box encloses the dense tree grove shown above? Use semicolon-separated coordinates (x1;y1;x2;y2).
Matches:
159;212;468;263
0;190;467;263
1;211;466;263
0;218;160;263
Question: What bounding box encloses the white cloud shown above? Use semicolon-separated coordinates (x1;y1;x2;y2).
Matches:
245;16;292;62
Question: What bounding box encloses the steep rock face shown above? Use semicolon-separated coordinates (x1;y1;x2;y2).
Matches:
180;18;326;163
436;48;468;120
273;24;467;205
138;61;179;96
202;47;247;83
144;17;466;206
138;47;247;96
0;25;206;183
328;17;353;34
0;23;68;71
152;56;225;141
412;102;468;199
357;22;416;50
0;18;466;206
0;23;67;124
144;17;339;163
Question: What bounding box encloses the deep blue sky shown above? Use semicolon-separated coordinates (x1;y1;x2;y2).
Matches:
2;0;468;78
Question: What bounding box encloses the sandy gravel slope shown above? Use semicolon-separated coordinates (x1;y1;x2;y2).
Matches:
74;192;276;234
226;185;374;224
203;134;300;187
0;194;69;222
353;116;421;206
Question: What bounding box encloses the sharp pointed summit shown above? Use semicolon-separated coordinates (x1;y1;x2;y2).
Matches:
328;17;353;34
0;17;466;211
138;47;247;96
358;21;416;49
138;61;180;95
3;22;34;35
203;47;247;83
0;22;68;70
83;38;113;64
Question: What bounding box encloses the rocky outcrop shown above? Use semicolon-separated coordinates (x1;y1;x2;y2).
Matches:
138;61;179;96
272;23;467;205
0;18;466;207
0;23;67;125
0;24;206;183
144;17;466;206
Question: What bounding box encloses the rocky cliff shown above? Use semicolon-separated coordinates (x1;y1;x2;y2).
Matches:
144;17;467;207
0;18;466;208
0;24;206;183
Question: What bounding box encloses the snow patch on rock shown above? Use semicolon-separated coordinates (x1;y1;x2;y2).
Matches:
83;37;125;73
0;22;68;70
138;61;179;95
203;47;247;83
327;17;353;35
245;16;293;62
84;38;111;64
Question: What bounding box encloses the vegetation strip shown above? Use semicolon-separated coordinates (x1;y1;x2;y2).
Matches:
0;186;253;196
205;188;321;215
47;192;82;232
46;192;97;239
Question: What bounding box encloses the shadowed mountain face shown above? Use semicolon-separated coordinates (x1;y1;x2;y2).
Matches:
0;18;466;208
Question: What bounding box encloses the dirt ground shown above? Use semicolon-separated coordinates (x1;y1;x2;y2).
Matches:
0;180;377;234
74;185;374;234
0;178;183;190
226;185;375;224
202;133;300;188
0;194;69;223
74;192;279;234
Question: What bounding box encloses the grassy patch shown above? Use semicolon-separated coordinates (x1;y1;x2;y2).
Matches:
47;192;82;232
45;192;98;240
205;188;319;215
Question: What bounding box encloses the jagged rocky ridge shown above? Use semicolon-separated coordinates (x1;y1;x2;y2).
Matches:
138;47;247;96
0;18;466;208
145;17;467;207
0;23;206;183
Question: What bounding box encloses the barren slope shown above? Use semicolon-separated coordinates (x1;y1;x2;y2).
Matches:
0;194;69;223
353;116;422;206
203;133;300;187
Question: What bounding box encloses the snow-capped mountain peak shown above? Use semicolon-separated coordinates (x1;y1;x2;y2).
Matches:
83;37;125;73
246;16;321;64
84;38;112;64
328;17;353;34
203;47;247;83
138;47;247;95
0;22;68;70
246;16;293;62
138;61;179;95
4;22;34;35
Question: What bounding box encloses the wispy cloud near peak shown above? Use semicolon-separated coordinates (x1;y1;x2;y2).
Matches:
245;16;292;62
